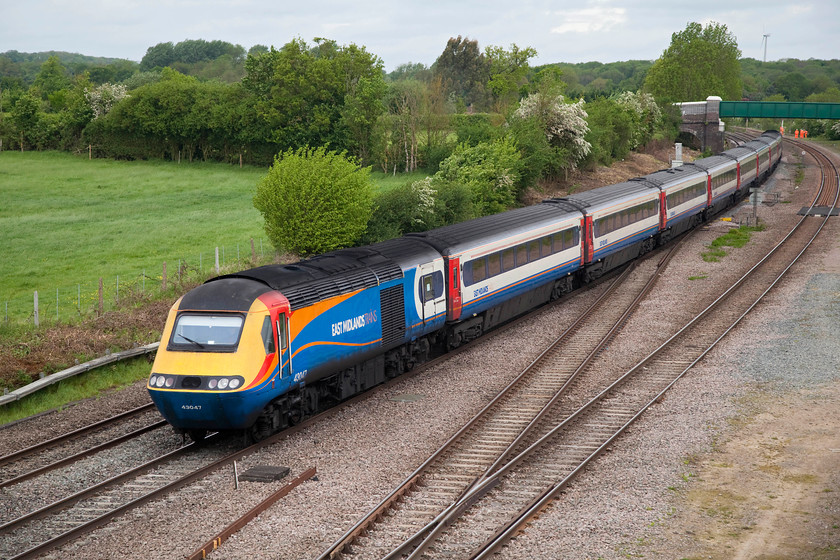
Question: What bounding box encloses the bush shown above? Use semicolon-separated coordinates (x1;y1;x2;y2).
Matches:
452;114;499;146
253;146;374;256
362;177;474;243
436;137;522;216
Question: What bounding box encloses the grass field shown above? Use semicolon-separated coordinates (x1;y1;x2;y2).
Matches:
0;151;426;323
0;151;272;321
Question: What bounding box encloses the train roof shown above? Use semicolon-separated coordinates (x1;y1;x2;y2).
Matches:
203;237;436;310
641;165;707;188
556;179;659;212
744;140;770;153
407;202;582;255
722;146;757;161
687;154;735;171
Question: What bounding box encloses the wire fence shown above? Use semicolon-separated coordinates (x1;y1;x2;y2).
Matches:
2;238;273;326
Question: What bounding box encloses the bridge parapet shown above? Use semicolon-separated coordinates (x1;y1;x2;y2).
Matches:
674;96;723;152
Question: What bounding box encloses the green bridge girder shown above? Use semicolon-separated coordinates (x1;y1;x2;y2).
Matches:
720;101;840;119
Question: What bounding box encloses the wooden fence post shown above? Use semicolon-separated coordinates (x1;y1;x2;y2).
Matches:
215;247;220;274
162;262;167;292
34;291;39;327
250;238;256;264
98;278;104;316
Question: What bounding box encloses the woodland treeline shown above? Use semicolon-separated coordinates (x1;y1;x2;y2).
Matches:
1;33;839;176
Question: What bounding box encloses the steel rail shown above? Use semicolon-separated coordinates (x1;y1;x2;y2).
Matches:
0;419;167;489
0;402;156;468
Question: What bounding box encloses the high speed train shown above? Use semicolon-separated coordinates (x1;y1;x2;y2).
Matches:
147;131;782;442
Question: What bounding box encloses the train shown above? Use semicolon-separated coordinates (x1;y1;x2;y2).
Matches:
147;130;782;442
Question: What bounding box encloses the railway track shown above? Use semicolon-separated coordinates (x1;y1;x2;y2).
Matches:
317;233;690;560
0;402;165;488
320;141;838;560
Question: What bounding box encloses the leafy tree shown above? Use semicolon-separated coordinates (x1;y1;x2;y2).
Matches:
485;43;537;113
433;36;489;108
363;177;473;243
254;146;374;256
140;42;176;71
384;80;424;172
11;92;40;147
242;38;384;161
388;62;432;83
806;88;840;103
31;55;70;101
583;98;636;166
644;21;741;101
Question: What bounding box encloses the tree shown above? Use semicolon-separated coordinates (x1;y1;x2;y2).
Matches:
433;36;489;108
513;92;591;167
141;42;176;70
242;38;385;159
31;56;70;101
485;44;537;113
253;146;374;256
644;21;741;101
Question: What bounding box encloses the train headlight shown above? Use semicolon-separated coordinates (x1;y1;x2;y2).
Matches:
218;378;229;390
149;376;157;387
154;376;166;388
165;377;174;388
208;379;218;389
229;378;241;389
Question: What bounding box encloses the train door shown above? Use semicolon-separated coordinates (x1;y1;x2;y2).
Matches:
446;257;462;322
275;312;291;379
583;215;594;264
417;262;445;325
658;191;667;230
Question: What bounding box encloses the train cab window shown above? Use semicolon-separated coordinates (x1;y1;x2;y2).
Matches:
502;248;515;271
170;314;243;351
261;316;275;354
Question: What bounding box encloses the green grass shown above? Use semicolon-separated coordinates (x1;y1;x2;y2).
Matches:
702;225;765;262
0;356;151;426
0;151;270;317
0;152;429;323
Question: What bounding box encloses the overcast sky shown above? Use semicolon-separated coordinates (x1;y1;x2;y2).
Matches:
2;1;838;71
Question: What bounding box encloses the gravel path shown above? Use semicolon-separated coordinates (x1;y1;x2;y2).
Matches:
3;144;837;559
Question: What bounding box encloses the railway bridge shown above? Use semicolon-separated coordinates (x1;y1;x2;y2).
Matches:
676;98;840;152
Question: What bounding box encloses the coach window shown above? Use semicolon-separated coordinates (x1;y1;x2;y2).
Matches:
528;240;540;262
261;316;275;354
464;257;487;286
515;244;528;267
541;236;552;257
488;252;502;278
502;248;515;271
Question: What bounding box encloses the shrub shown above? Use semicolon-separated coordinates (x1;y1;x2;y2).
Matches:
253;146;374;256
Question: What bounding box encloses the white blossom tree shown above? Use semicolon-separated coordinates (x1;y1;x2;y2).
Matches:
614;90;663;149
514;92;591;166
85;83;129;120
